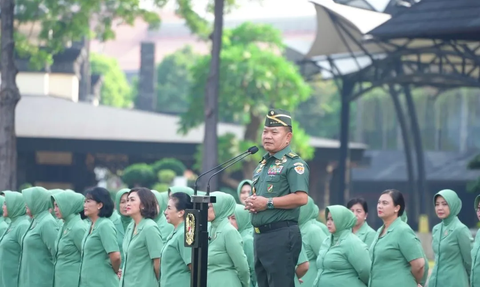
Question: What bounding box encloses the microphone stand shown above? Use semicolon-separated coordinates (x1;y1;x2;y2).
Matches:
185;149;257;287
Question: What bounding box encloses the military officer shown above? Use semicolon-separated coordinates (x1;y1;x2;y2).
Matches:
245;109;309;287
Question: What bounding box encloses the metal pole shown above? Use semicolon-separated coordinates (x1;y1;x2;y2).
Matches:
388;84;417;226
337;79;354;205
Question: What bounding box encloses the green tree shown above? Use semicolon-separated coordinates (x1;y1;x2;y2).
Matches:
0;0;166;190
121;163;156;188
90;53;133;108
155;46;200;113
295;76;341;139
180;22;313;188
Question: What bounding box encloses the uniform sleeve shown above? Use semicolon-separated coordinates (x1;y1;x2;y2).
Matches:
420;254;429;286
297;243;308;265
178;234;192;265
225;229;250;287
72;224;87;251
41;221;59;258
457;226;473;278
347;240;371;284
243;237;256;287
398;228;424;262
286;159;309;194
99;222;120;254
145;225;162;259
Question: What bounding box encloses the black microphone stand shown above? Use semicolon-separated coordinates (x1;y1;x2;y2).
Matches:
184;147;257;287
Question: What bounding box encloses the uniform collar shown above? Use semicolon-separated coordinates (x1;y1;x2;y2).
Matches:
262;145;292;161
381;216;402;234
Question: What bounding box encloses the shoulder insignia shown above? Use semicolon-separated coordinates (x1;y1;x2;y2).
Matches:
286;152;298;159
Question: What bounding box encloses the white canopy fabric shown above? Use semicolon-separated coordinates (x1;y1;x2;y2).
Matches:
306;0;391;57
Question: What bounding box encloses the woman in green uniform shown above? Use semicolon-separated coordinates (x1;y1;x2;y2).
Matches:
369;189;425;287
0;191;30;287
229;204;256;287
115;188;132;231
19;186;59;287
52;190;87;287
79;187;121;287
152;190;174;245
161;192;193;287
471;195;480;287
296;197;327;287
49;189;65;228
314;205;371;287
120;187;162;287
347;197;376;248
237;180;252;205
208;192;249;287
0;196;9;235
428;189;472;287
113;188;130;275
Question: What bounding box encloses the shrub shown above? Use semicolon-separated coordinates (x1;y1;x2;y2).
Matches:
121;163;156;188
152;158;187;175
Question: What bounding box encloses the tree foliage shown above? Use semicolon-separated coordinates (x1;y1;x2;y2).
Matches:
180;22;312;181
468;154;480;193
90;53;133;108
155;46;200;113
15;0;166;67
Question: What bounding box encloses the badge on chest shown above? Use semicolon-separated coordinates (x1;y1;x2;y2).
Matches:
267;165;283;175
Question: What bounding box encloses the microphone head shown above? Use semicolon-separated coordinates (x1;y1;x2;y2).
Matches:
248;146;259;154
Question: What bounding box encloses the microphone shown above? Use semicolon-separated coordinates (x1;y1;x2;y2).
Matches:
206;147;259;195
194;146;258;195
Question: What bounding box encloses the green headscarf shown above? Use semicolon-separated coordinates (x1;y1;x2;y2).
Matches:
474;194;480;211
325;205;357;243
233;204;252;234
1;191;26;220
299;197;315;226
236;180;252;204
22;186;52;217
51;190;84;222
434;189;462;225
115;188;132;230
210;192;236;235
151;190;169;219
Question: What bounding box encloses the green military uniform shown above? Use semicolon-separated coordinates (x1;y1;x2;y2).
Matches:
428;189;472;287
160;219;192;287
19;187;59;287
79;217;120;287
120;218;162;287
0;191;30;287
400;212;429;286
295;197;327;287
234;204;256;287
52;190;88;287
354;221;376;249
369;216;425;287
208;192;250;287
471;195;480;287
251;109;309;287
314;205;371;287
